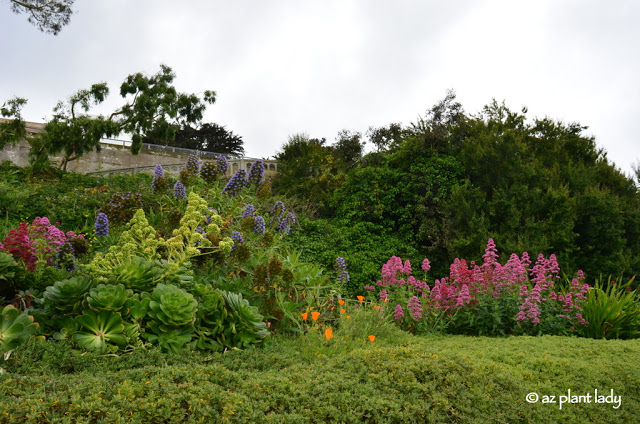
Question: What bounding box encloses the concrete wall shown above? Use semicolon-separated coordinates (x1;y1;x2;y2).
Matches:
0;139;278;178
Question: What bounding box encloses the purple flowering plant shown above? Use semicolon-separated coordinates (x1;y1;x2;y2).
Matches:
223;169;248;196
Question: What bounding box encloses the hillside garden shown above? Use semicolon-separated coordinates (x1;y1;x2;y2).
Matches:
1;95;640;422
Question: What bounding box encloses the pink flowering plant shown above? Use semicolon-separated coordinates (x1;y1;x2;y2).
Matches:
372;239;591;336
1;217;84;271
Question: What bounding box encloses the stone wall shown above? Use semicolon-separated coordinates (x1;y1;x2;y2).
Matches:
0;139;278;178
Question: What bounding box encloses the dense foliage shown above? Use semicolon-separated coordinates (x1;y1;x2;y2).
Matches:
2;335;639;423
277;93;640;284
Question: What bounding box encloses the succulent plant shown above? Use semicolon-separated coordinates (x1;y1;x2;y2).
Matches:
43;276;94;314
144;326;194;354
0;305;41;354
148;283;198;329
73;310;127;353
84;284;131;312
219;291;268;349
113;256;164;293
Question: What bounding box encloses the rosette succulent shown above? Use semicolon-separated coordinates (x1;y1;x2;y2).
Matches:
219;291;268;349
73;310;127;353
43;276;94;314
1;305;41;354
114;256;164;293
84;284;131;312
148;283;198;329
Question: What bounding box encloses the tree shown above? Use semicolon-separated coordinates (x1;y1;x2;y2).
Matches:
112;64;216;154
20;64;216;170
37;83;119;170
8;0;74;35
172;123;244;156
332;129;363;170
366;123;404;152
0;97;28;148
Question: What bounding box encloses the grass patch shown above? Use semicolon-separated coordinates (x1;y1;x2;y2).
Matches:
1;335;638;423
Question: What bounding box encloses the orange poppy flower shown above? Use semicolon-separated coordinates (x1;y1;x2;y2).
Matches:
325;328;333;340
340;309;346;314
331;306;335;310
357;296;364;303
346;315;351;320
311;311;321;321
301;312;308;320
384;298;389;302
338;300;345;306
368;335;376;342
373;305;380;310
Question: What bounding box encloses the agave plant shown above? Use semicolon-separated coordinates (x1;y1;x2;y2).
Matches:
0;305;40;354
114;256;164;293
84;284;131;312
73;310;127;353
43;276;94;314
148;283;198;329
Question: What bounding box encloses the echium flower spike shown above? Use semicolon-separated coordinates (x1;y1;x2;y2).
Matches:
216;155;228;175
173;181;187;199
223;169;248;195
253;216;266;235
278;212;296;235
243;204;256;218
230;231;244;252
94;212;109;237
248;160;265;186
185;154;200;174
151;164;167;193
200;161;218;183
335;256;350;283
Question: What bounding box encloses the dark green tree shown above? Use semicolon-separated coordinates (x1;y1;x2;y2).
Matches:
112;64;216;154
366;123;404;152
37;83;120;170
19;64;216;171
9;0;74;35
172;123;244;156
0;97;28;148
332;129;364;170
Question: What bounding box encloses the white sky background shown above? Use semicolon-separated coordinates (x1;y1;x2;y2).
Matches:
1;0;639;176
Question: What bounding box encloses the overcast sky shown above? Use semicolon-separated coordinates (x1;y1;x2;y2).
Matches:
2;0;639;175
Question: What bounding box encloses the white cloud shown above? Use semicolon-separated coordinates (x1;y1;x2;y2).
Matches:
1;0;639;171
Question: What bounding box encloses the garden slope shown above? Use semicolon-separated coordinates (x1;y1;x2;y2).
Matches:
2;335;638;423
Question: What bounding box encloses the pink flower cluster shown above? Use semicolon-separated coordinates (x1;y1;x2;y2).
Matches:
1;217;83;270
374;239;592;331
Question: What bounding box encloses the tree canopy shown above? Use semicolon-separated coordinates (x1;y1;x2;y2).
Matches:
8;0;74;35
171;123;245;157
278;92;640;284
3;65;217;171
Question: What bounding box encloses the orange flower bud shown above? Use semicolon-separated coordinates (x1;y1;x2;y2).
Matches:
368;335;376;342
301;312;308;320
311;311;321;321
